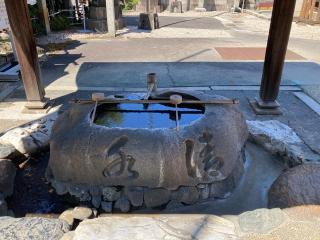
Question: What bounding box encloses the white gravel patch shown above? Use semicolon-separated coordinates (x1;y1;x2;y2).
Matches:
118;26;232;39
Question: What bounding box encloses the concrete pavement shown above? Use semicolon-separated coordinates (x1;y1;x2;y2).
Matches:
37;12;320;102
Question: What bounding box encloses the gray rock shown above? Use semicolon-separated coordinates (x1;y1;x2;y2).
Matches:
101;201;112;213
92;208;98;217
0;143;18;160
71;215;237;240
72;207;93;220
114;197;130;213
59;210;74;227
51;180;68;195
0;114;57;155
268;164;320;208
0;159;16;197
238;208;287;234
198;184;210;200
90;187;102;208
91;196;101;209
144;188;171;208
165;200;184;210
0;194;8;216
0;217;70;240
125;187;144;207
61;231;75;240
247;120;320;166
210;180;233;199
68;185;91;202
210;155;244;199
102;187;121;202
172;186;199;205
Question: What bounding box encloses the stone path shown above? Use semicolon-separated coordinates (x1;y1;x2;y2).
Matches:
62;206;320;240
1;206;319;240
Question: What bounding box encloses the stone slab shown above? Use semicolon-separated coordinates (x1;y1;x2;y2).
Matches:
247;120;320;166
72;214;237;240
0;217;70;240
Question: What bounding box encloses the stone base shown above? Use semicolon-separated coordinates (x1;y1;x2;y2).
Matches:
138;13;160;30
23;98;50;113
87;18;125;33
249;100;282;115
47;151;245;212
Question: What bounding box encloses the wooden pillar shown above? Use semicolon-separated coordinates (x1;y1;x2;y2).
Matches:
106;0;116;37
252;0;296;114
38;0;51;35
4;0;47;109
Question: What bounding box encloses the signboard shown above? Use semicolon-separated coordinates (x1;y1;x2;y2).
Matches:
256;0;273;10
0;0;9;30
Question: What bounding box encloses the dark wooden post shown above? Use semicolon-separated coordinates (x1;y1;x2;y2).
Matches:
252;0;297;115
4;0;48;109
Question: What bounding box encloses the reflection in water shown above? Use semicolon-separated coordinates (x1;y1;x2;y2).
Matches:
94;103;204;129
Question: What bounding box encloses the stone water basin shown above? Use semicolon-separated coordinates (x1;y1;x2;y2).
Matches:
47;90;248;211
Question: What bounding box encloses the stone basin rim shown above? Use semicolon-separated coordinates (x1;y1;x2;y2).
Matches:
89;90;228;131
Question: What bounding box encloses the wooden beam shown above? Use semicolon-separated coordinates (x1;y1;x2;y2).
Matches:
4;0;47;109
252;0;296;114
106;0;116;37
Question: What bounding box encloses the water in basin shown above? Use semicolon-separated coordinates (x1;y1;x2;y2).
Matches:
94;103;204;129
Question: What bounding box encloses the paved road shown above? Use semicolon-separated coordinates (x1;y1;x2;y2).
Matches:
40;12;320;101
124;15;225;29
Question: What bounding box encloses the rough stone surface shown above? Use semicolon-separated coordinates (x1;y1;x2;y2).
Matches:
114;196;131;213
238;208;287;234
210;154;244;199
165;200;184;210
59;210;74;227
0;114;57;155
0;194;8;216
0;217;70;240
67;185;91;202
102;187;121;202
51;179;68;195
0;159;16;197
198;184;210;200
72;207;93;220
91;195;101;208
48;90;248;209
0;143;19;160
71;215;237;240
172;186;199;204
101;201;112;213
144;188;171;208
247;120;320;166
125;187;144;207
268;164;320;208
61;231;75;240
90;187;102;208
